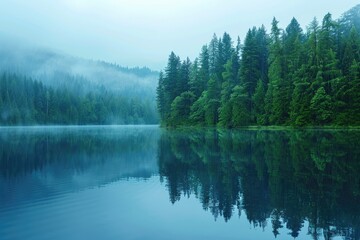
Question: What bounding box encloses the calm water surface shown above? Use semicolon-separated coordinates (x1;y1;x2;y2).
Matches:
0;126;359;240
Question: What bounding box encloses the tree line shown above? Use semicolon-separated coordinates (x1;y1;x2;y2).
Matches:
157;5;360;127
0;73;158;125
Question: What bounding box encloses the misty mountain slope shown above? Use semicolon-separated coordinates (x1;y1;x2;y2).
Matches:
0;41;160;125
0;42;159;98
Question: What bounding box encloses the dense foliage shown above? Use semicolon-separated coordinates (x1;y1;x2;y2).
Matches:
157;5;360;127
0;73;158;125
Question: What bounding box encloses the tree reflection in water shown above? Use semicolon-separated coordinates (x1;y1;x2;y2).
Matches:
158;129;360;239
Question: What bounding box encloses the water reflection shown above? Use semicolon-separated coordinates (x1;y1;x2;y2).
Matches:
158;129;360;239
0;126;159;208
1;127;359;239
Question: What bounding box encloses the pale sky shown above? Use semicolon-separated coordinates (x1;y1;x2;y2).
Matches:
0;0;359;70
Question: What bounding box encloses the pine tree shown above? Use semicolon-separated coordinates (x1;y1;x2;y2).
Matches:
347;60;360;124
190;91;207;125
310;87;333;125
283;18;305;123
231;85;251;126
290;18;320;126
222;32;234;66
266;17;287;124
219;60;235;127
170;91;196;126
209;34;219;76
253;79;266;124
162;52;181;124
341;26;360;75
318;13;341;95
205;78;220;126
290;67;312;126
156;72;166;123
178;58;191;94
239;27;266;123
193;45;209;98
240;28;262;97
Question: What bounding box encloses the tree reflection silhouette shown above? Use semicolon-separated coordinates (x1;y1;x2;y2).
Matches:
158;129;360;239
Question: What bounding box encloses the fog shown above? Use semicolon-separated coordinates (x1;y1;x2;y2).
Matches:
0;38;160;125
1;0;359;70
0;38;158;98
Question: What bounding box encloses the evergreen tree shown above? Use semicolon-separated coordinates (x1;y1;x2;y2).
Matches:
219;60;235;127
341;26;360;75
290;18;320;126
310;87;333;125
253;79;266;124
205;77;220;126
283;18;305;123
156;72;166;122
162;52;181;123
170;91;196;126
192;46;209;98
209;34;219;75
336;60;360;124
240;28;262;97
231;85;251;126
222;32;234;66
266;17;287;124
157;6;360;127
189;91;207;125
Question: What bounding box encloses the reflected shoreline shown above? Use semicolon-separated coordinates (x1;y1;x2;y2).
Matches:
158;128;360;239
1;127;359;239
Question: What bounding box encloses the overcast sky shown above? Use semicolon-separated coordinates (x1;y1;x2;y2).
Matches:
0;0;359;70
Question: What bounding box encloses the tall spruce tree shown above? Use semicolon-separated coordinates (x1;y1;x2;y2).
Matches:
266;18;287;125
219;59;235;127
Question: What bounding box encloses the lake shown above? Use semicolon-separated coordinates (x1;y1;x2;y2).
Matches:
0;126;359;240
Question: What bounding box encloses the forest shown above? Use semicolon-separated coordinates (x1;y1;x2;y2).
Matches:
0;73;158;125
157;5;360;127
0;46;159;125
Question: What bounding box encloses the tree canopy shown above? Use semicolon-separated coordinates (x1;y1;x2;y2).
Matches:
157;5;360;127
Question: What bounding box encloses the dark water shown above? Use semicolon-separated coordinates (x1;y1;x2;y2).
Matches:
0;126;359;240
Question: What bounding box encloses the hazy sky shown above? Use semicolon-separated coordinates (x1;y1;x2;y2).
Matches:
0;0;359;70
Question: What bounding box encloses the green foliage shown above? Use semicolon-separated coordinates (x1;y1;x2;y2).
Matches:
157;6;360;127
189;92;207;125
0;73;158;125
310;87;333;125
230;85;251;126
253;80;266;125
169;91;196;126
204;78;220;126
218;60;236;127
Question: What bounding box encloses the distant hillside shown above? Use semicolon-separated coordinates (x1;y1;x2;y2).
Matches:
0;41;160;125
0;43;158;97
